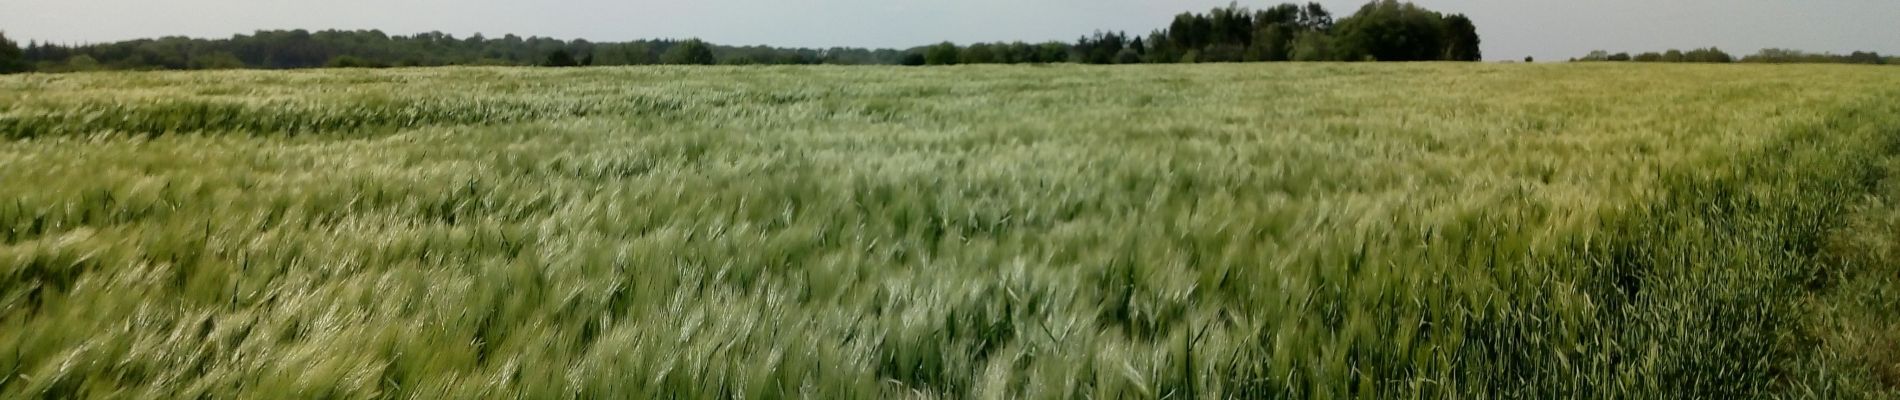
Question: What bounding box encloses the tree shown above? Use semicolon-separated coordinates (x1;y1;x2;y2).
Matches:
1440;14;1481;61
899;52;926;66
661;39;717;65
1299;2;1334;30
1634;52;1663;62
959;43;996;64
543;49;579;67
65;55;101;71
1037;42;1072;63
0;32;28;74
191;52;247;69
1846;51;1883;64
1662;49;1684;62
327;55;383;68
1333;0;1454;62
1115;48;1143;64
1169;12;1212;51
1523;56;1533;63
1290;32;1335;61
1250;22;1297;61
1682;47;1731;63
1073;31;1132;64
924;42;959;65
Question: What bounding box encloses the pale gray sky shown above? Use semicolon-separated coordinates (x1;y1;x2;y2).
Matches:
3;0;1897;61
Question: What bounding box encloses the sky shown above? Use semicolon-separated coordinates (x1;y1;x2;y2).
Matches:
3;0;1897;62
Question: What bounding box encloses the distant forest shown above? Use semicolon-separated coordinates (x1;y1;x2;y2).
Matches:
1571;48;1892;65
0;0;1891;74
0;1;1485;73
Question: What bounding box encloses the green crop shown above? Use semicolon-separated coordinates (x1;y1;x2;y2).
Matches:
1;63;1897;398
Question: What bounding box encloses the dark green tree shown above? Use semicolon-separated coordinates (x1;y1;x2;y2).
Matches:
543;49;579;67
1115;48;1142;64
899;52;926;66
1333;0;1449;62
1847;51;1884;64
1168;13;1212;51
924;42;959;65
661;39;717;65
1682;47;1731;63
1662;49;1685;62
959;43;996;64
1037;42;1072;63
1250;22;1297;61
0;32;26;73
1440;14;1481;61
1289;31;1335;61
327;55;384;68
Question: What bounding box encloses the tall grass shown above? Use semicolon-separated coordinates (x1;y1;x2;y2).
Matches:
1;63;1897;398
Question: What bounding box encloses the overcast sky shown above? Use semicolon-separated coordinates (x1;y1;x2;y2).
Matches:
3;0;1896;61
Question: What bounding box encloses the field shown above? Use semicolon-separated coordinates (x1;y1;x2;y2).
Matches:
2;63;1898;398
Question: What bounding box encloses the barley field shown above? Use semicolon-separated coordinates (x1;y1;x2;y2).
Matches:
1;64;1897;398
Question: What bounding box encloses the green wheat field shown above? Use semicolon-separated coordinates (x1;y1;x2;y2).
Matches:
3;63;1899;398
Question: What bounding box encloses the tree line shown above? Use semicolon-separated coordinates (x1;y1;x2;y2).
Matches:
894;0;1481;65
1574;48;1892;65
0;1;1489;73
6;0;1898;75
2;29;913;72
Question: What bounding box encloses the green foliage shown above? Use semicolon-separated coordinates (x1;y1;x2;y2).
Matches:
63;55;100;72
1805;152;1900;397
325;55;385;69
1290;31;1335;61
19;30;859;71
958;43;996;64
1333;0;1451;62
544;49;581;67
1683;47;1733;63
3;60;1899;399
0;32;26;74
899;52;925;66
192;52;248;69
1115;48;1143;64
1075;31;1141;64
923;42;959;65
1578;47;1732;63
10;2;1494;71
1744;48;1886;65
1440;14;1481;61
660;39;717;65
